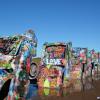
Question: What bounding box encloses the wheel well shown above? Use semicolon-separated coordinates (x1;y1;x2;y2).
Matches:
4;68;13;73
0;79;11;100
31;63;37;66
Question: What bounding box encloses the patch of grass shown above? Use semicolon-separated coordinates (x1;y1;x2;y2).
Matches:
32;57;41;67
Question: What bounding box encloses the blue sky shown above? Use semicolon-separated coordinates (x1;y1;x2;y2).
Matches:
0;0;100;56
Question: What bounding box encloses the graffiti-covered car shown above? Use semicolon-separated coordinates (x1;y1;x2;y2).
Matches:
71;48;100;79
0;30;38;78
38;42;72;88
0;30;38;99
71;47;87;79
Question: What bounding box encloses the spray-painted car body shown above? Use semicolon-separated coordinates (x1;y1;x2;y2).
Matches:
71;48;100;79
88;50;100;77
71;47;87;79
38;42;72;88
0;31;37;95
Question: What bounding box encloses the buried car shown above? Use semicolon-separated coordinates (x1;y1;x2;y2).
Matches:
38;42;72;88
0;30;38;99
0;30;38;79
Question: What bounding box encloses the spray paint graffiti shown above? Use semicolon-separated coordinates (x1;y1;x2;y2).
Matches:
0;30;38;99
38;42;72;88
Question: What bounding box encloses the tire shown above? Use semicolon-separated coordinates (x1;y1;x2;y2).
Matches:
29;63;38;80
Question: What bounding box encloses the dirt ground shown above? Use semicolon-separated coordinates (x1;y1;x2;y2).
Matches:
28;78;100;100
2;78;100;100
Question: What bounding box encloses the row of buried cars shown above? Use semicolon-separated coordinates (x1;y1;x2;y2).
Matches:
38;42;100;88
0;30;100;97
